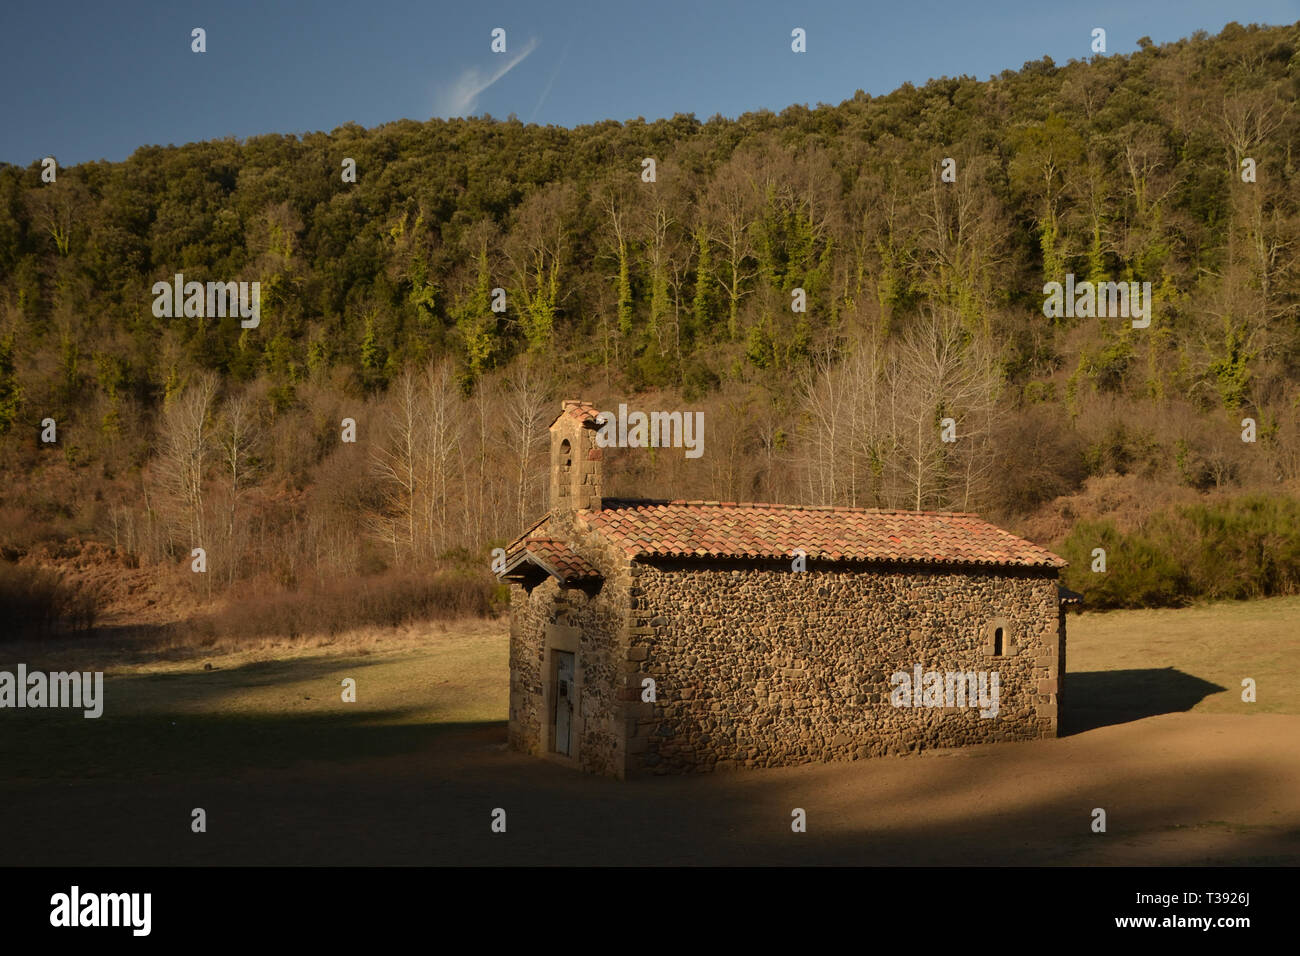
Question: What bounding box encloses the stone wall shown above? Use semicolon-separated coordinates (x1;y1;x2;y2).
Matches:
624;559;1062;774
506;580;549;754
507;516;631;777
1055;604;1069;727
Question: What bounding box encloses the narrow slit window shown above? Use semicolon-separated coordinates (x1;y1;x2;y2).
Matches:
993;627;1004;656
557;439;573;502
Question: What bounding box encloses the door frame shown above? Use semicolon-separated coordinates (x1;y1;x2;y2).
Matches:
541;623;582;768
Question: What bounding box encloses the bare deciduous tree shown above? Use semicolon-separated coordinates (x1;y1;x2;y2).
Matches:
419;361;464;553
370;367;423;562
495;358;553;533
155;372;219;552
215;389;263;584
800;306;1001;512
889;306;1002;510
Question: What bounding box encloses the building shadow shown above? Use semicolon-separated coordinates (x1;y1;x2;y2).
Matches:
1063;667;1227;735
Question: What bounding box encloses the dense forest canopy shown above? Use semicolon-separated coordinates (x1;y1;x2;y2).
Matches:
1;21;1298;615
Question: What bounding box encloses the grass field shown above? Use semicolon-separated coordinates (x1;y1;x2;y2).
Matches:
0;618;507;781
1068;596;1299;715
3;598;1296;781
1;597;1296;864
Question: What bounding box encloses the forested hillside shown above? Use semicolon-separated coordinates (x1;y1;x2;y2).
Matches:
2;21;1298;624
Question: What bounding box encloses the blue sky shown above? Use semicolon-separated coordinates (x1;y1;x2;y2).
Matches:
2;0;1297;166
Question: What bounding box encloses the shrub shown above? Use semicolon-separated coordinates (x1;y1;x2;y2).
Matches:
989;405;1087;517
1061;494;1300;608
194;567;507;641
0;562;100;639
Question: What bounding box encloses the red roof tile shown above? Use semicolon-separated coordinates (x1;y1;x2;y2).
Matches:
550;400;601;429
504;514;548;555
584;499;1066;569
502;536;602;583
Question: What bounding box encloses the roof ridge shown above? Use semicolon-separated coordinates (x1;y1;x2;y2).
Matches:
504;512;551;553
549;399;602;429
578;499;1066;569
593;498;981;518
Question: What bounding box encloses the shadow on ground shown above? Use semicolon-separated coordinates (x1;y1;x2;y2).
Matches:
0;707;485;781
0;652;453;781
1063;668;1227;734
0;648;1287;866
3;713;1299;866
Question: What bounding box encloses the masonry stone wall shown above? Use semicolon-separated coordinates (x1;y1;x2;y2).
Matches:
624;559;1061;774
1057;605;1069;726
507;516;631;777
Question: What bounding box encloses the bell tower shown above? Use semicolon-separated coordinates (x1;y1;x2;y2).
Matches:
549;400;603;516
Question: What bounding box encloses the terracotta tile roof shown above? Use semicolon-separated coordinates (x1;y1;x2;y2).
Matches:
501;535;602;584
525;538;602;580
504;514;548;555
584;499;1066;570
550;399;601;429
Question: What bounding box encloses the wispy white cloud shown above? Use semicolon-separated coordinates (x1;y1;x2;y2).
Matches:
435;37;540;117
528;39;571;123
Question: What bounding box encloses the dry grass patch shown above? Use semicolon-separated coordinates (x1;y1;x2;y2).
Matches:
1;616;509;781
1067;595;1300;715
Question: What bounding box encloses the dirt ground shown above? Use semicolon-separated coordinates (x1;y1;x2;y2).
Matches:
2;710;1298;866
2;600;1297;866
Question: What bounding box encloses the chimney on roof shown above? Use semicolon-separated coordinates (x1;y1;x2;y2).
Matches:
550;400;603;516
